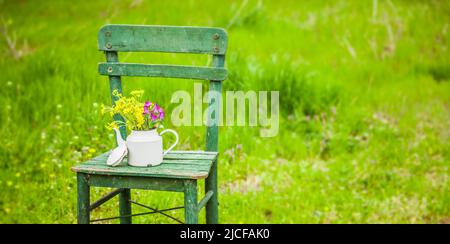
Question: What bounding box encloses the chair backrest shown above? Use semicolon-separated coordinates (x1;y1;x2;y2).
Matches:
98;25;228;153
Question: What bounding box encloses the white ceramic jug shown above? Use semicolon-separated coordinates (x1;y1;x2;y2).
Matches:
112;128;178;167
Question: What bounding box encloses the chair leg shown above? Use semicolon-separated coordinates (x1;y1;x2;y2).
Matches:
77;173;90;224
205;161;219;224
184;180;198;224
119;188;132;224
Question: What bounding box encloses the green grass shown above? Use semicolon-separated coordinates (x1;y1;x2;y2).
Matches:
0;0;449;223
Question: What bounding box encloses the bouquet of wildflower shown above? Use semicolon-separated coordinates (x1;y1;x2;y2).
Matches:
101;90;165;131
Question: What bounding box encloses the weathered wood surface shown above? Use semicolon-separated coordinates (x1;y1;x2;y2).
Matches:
98;63;227;80
197;190;214;213
98;25;227;54
71;151;217;179
87;174;185;192
105;51;127;140
184;180;198;224
119;189;132;224
89;188;123;211
77;173;90;224
204;54;224;224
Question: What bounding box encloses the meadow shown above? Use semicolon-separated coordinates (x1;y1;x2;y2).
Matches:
0;0;449;223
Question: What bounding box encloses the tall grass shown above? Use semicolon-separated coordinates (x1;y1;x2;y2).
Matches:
0;0;449;223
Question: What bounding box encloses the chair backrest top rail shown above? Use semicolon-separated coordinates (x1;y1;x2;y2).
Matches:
98;25;228;55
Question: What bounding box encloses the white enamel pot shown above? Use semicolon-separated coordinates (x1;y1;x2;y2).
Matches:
126;129;178;167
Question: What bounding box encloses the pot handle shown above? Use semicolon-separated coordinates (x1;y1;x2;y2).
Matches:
161;129;179;156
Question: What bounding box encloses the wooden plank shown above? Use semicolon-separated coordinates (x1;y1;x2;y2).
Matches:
71;151;217;180
98;25;228;54
169;150;218;155
205;56;224;151
155;160;212;166
74;163;211;174
164;152;218;161
98;63;227;81
89;188;123;211
88;174;185;192
119;189;132;224
184;180;198;224
77;173;90;224
79;160;211;169
78;160;212;171
84;151;217;162
197;190;214;213
205;54;225;224
82;155;213;163
161;160;213;166
79;157;212;166
105;51;127;140
70;152;216;180
72;163;211;179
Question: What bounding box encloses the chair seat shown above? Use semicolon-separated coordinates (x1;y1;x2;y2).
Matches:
71;150;217;180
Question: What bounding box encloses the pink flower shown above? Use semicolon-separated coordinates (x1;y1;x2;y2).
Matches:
142;101;165;124
143;101;152;114
153;103;163;112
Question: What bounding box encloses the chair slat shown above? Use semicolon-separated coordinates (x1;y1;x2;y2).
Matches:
71;155;213;179
98;63;227;80
98;25;227;54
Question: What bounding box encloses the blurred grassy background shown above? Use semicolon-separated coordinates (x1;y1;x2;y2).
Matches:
0;0;449;223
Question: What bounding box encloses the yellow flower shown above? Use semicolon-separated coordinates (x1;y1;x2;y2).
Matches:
136;111;144;129
106;121;118;130
130;90;144;98
102;90;155;131
111;89;122;98
100;104;112;115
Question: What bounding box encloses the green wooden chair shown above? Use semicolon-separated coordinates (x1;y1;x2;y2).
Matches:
71;25;227;224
